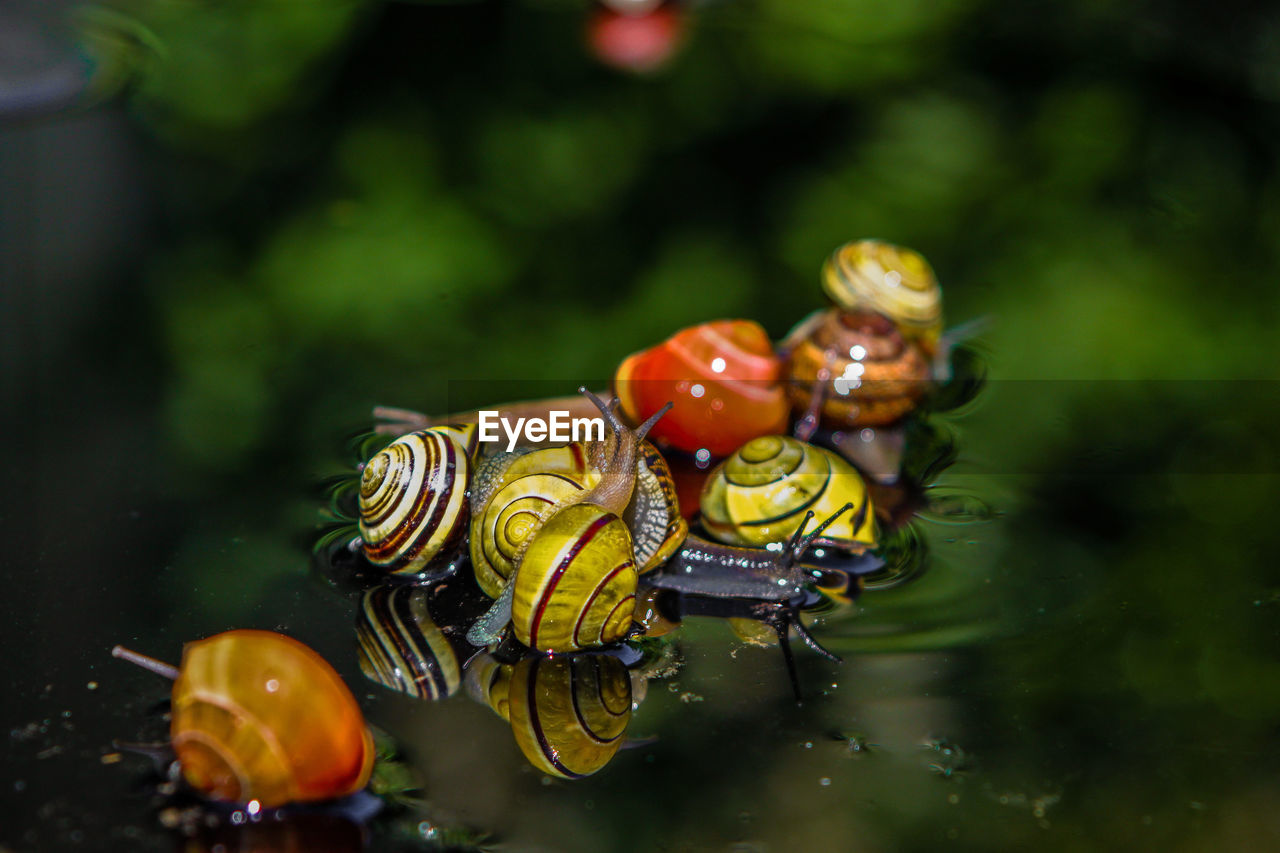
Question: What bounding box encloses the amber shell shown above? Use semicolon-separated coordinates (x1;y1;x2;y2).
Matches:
171;630;374;807
614;319;789;457
784;308;931;428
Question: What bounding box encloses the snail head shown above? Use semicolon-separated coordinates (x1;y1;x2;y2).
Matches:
780;503;856;572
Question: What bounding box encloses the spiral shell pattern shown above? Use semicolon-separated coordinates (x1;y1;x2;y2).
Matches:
171;630;375;807
614;319;789;457
356;586;461;701
470;469;592;599
822;239;943;349
784;308;931;428
512;504;638;652
700;435;876;550
508;654;632;779
359;427;470;574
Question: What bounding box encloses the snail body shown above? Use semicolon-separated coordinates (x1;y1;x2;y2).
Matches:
359;425;474;575
700;435;876;551
614;319;789;457
113;631;374;807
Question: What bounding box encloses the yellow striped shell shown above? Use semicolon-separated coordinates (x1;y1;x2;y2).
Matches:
359;426;471;574
511;503;638;652
470;440;681;598
355;586;461;701
700;435;876;550
468;443;600;598
508;654;631;779
822;240;943;351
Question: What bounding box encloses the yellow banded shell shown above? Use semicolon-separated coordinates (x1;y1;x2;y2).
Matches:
508;654;631;779
511;503;638;653
700;435;876;550
822;239;943;350
359;427;471;574
356;586;461;701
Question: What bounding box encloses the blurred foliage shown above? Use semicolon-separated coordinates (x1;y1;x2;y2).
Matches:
47;0;1280;849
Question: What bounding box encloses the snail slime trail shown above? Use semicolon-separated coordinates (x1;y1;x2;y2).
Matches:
476;410;605;452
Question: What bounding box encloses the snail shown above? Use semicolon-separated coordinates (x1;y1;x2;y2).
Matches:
821;239;943;353
357;424;476;576
613;319;789;457
783;308;932;432
646;505;876;699
699;435;877;551
507;654;632;779
467;389;673;653
111;630;375;807
356;585;478;701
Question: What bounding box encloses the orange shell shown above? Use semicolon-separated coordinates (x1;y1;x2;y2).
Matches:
614;319;789;457
171;630;374;807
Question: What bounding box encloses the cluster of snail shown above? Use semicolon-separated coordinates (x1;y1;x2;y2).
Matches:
110;239;983;819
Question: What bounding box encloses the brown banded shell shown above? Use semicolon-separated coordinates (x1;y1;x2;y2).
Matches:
822;239;943;350
356;586;462;701
508;654;632;779
700;435;876;550
784;308;931;428
359;427;471;574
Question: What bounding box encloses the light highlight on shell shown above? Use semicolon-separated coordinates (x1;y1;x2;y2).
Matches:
614;319;789;457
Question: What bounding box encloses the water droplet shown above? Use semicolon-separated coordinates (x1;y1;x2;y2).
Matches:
265;679;280;693
690;383;705;398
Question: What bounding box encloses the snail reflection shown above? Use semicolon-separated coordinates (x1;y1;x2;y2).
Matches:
314;236;989;779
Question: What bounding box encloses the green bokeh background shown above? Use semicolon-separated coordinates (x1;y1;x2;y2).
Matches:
3;0;1279;850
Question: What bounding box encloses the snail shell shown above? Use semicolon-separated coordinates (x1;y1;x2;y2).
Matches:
614;319;789;457
511;503;639;652
822;239;943;351
469;454;597;599
783;308;931;428
359;426;472;575
356;586;462;701
700;435;876;550
471;439;681;599
171;630;374;807
508;654;632;779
